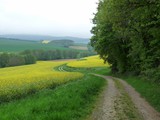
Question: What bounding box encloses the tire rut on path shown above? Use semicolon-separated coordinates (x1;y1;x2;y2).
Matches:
89;75;118;120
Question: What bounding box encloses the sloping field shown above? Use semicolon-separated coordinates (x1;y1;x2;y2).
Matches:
0;61;83;98
67;55;109;68
0;38;72;52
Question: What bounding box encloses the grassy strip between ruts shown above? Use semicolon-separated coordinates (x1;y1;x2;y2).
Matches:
114;79;143;120
0;74;106;120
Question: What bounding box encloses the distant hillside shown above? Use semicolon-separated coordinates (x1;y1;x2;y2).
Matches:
0;38;88;52
0;38;71;52
0;34;90;44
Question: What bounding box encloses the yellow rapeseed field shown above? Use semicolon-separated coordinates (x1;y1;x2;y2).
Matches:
67;55;109;68
0;61;83;97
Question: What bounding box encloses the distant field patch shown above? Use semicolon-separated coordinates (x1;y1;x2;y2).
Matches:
42;40;51;44
69;46;88;50
67;55;109;68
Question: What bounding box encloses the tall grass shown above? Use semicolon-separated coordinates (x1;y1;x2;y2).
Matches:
0;75;106;120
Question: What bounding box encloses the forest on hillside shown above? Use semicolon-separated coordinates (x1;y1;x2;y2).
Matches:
91;0;160;82
0;49;94;68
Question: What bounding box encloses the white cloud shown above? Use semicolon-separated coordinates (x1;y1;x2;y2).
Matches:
0;0;98;37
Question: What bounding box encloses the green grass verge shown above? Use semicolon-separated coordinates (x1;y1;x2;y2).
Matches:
0;75;106;120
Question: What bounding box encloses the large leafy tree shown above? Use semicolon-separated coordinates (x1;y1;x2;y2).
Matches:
91;0;160;82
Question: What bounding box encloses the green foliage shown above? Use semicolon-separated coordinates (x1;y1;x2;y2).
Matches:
21;49;93;61
0;52;36;68
8;54;25;66
91;0;160;82
24;54;36;65
87;42;95;53
0;53;9;68
50;40;74;47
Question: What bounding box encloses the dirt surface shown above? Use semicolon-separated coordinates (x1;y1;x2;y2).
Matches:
88;75;118;120
88;75;160;120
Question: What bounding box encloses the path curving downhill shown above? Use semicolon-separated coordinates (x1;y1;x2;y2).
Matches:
88;74;160;120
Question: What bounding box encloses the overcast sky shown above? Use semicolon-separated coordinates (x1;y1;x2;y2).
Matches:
0;0;98;38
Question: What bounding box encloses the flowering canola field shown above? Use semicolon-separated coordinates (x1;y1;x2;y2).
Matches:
0;55;108;98
0;61;83;97
67;55;109;68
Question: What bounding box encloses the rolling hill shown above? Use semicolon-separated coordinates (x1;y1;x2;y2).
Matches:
0;38;88;52
0;34;90;44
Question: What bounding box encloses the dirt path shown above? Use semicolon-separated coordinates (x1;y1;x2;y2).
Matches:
89;75;118;120
88;75;160;120
116;77;160;120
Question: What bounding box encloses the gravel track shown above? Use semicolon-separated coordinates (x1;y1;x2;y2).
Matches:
89;75;160;120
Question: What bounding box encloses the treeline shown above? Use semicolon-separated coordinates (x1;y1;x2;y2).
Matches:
0;49;95;68
21;49;94;60
49;40;74;47
0;53;36;68
91;0;160;82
